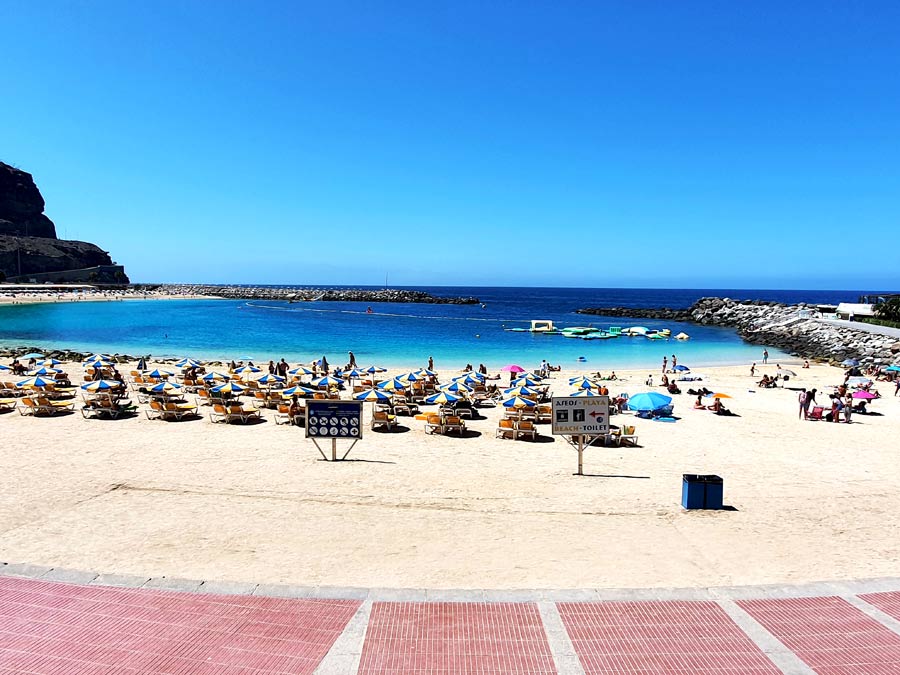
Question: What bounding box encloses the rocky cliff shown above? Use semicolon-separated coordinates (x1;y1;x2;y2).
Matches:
0;162;127;282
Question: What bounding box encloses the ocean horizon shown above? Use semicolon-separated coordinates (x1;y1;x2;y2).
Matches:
0;286;891;370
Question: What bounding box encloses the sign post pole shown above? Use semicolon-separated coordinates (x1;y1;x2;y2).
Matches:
551;396;609;476
577;435;584;476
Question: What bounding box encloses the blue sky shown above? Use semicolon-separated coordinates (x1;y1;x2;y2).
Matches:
1;1;898;289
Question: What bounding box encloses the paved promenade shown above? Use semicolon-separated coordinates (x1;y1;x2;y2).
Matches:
2;564;900;674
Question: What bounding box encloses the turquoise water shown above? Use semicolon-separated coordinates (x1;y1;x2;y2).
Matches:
0;285;826;369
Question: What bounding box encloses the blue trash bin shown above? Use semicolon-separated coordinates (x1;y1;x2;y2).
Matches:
682;474;723;510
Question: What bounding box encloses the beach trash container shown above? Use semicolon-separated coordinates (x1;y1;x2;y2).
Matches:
682;474;723;510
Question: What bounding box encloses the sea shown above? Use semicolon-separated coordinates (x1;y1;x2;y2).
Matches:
0;287;886;370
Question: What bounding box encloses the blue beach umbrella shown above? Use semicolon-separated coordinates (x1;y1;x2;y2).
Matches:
841;359;860;368
234;365;261;377
255;373;285;386
400;372;424;383
453;373;484;387
627;391;672;412
20;353;46;360
0;364;9;371
17;376;55;388
354;388;393;402
502;395;536;409
885;365;900;373
175;357;202;369
289;366;315;377
37;358;63;367
29;367;62;376
568;377;597;390
82;380;121;391
149;381;182;394
441;381;473;393
200;371;229;382
425;391;461;405
673;364;690;372
364;366;387;382
283;384;317;396
341;368;367;380
512;375;542;387
417;368;438;377
145;368;174;380
377;378;407;392
503;385;537;397
312;375;343;387
212;381;245;394
569;389;601;397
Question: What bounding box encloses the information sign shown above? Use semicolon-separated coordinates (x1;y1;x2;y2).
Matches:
306;400;363;440
551;396;610;436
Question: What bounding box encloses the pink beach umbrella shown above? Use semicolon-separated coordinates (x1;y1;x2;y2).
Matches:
500;364;525;373
852;390;877;400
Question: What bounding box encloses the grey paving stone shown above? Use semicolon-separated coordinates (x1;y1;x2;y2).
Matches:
0;563;53;579
196;580;259;596
253;583;316;599
537;601;586;675
142;577;203;592
425;588;485;602
368;587;427;602
544;588;599;603
91;573;152;588
314;598;373;674
481;589;543;603
309;586;370;600
40;568;99;584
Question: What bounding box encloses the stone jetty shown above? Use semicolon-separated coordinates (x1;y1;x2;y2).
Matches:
579;297;900;366
144;284;480;305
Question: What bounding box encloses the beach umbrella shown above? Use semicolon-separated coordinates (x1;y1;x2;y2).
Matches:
417;368;438;377
174;357;202;369
673;364;690;372
705;392;732;399
377;378;407;392
627;391;672;412
852;390;877;399
37;358;63;367
776;368;797;377
255;373;285;386
425;391;461;405
846;376;872;387
503;385;537;397
842;359;860;368
568;377;597;390
17;376;55;388
145;368;174;380
211;381;245;394
81;380;121;391
364;365;387;375
149;381;182;393
453;373;484;387
441;381;473;393
354;388;393;402
512;375;542;387
569;389;601;397
283;384;317;396
500;364;526;373
289;366;315;377
312;375;343;388
400;371;424;383
20;353;46;360
341;368;367;380
0;364;9;371
502;395;537;409
233;365;261;377
884;365;900;373
200;371;229;382
29;367;62;376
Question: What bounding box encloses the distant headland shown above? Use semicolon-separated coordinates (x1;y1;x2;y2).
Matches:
136;284;481;305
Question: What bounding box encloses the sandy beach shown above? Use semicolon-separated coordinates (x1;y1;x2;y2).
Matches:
2;358;898;591
0;288;213;305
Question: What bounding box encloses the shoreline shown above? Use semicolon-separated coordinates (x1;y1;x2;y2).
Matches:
0;290;218;306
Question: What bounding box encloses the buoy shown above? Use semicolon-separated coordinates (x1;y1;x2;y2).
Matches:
577;356;586;362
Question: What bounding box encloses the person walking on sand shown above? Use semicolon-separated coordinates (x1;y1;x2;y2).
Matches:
798;388;807;419
348;350;357;368
671;354;677;371
320;355;329;375
763;349;769;364
750;362;756;377
805;388;817;418
428;356;434;371
662;356;667;374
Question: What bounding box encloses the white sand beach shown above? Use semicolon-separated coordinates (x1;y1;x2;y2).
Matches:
1;359;898;590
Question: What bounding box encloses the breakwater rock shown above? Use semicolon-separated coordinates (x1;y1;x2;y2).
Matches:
689;297;900;366
149;284;480;305
577;306;692;320
576;297;899;366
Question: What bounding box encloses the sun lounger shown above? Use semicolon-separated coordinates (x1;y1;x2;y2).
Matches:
515;420;537;441
274;404;292;425
0;398;19;412
425;414;444;435
495;418;515;439
372;410;397;431
225;405;260;424
617;425;638;447
443;416;466;434
82;399;132;419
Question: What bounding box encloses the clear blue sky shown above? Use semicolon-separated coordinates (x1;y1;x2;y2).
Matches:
2;1;898;289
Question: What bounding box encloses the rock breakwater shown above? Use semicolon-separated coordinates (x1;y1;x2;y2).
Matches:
577;297;900;366
147;284;480;305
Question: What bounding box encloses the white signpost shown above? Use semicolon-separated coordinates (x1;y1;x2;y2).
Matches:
551;395;610;475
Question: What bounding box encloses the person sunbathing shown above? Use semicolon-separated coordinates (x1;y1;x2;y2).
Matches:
694;395;708;409
757;375;770;387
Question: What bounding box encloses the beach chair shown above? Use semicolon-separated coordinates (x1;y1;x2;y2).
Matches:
443;415;466;435
515;420;537;441
162;401;199;420
274;404;292;425
807;406;825;421
225;404;260;424
372;410;397;431
209;403;228;423
251;390;268;409
536;404;552;423
36;396;75;413
618;425;639;447
453;403;473;419
424;414;444;435
495;418;515;440
0;398;17;412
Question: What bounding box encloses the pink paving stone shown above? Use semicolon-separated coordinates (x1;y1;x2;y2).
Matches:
557;600;781;675
358;602;556;674
738;595;900;675
0;575;360;675
860;590;900;624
